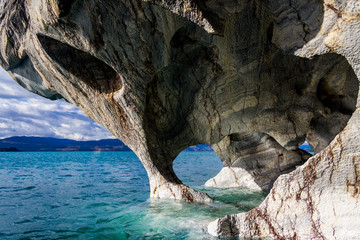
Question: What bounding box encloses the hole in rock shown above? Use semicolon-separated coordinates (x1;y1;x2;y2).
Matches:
298;141;314;155
37;35;122;94
173;144;267;209
173;144;221;188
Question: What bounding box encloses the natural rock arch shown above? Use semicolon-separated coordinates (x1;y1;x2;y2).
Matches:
1;0;360;239
206;132;312;191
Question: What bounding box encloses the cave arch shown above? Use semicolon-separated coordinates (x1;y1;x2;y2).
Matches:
205;52;358;191
173;144;221;188
2;0;360;238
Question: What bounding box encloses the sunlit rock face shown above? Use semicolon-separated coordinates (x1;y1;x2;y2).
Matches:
1;0;360;238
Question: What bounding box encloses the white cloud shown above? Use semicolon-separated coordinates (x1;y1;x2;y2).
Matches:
0;69;37;99
0;67;116;140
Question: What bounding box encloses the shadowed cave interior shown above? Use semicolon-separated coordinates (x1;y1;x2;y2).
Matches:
168;50;358;195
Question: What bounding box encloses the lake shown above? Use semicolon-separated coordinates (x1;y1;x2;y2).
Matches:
0;151;267;239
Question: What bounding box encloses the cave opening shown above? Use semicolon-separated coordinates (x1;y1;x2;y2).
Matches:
172;144;268;209
172;144;221;189
298;141;314;155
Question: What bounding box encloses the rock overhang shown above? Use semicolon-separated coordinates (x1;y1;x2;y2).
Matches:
1;0;360;238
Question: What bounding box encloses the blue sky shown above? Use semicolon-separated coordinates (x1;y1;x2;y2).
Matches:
0;68;115;140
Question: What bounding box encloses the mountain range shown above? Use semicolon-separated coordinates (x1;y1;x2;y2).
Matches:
0;136;213;152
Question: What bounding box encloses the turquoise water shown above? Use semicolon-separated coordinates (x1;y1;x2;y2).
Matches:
0;151;267;239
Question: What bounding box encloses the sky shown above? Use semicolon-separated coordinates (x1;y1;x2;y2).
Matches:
0;68;115;141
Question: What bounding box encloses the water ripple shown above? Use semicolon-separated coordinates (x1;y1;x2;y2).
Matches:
14;219;32;224
0;151;265;240
12;186;36;192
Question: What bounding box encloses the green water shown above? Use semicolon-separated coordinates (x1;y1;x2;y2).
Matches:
0;151;267;239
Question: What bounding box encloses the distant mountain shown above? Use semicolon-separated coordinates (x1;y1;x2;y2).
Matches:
0;136;130;152
0;136;214;152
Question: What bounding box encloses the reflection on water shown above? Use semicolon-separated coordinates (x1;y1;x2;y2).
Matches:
0;151;266;239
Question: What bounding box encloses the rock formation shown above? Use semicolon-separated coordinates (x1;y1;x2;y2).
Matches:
1;0;360;238
206;133;312;191
208;111;360;239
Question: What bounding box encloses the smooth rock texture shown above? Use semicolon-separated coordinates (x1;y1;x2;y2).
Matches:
206;133;311;191
1;0;360;238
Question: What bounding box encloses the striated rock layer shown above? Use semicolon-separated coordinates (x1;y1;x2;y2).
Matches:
206;133;312;191
1;0;360;238
208;110;360;239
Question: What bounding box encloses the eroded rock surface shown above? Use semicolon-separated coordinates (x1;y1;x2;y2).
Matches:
206;133;311;191
1;0;360;238
208;110;360;239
